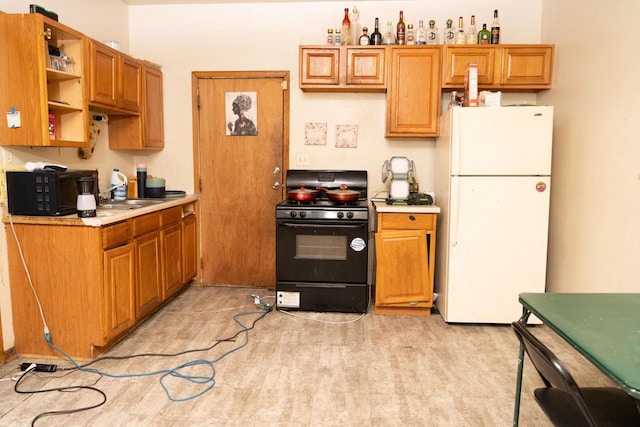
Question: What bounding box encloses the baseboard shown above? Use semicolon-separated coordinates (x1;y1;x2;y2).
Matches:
2;346;17;364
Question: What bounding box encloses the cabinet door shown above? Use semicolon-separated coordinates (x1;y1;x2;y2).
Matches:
499;46;554;88
386;47;442;137
346;47;386;87
375;230;431;305
442;46;496;87
135;231;162;319
90;41;118;107
182;214;198;283
300;46;341;86
120;56;141;112
142;64;164;148
103;243;136;340
162;223;183;299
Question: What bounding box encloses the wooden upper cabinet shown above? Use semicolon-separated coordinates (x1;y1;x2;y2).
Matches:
442;44;554;90
299;46;386;91
500;45;553;88
109;63;164;150
141;64;164;148
89;40;141;113
0;13;89;147
120;56;142;113
442;46;497;86
386;46;441;137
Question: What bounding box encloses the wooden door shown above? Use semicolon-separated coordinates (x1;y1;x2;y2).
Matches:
103;243;136;341
194;71;289;287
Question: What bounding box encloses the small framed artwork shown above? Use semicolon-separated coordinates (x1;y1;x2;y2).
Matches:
335;124;358;148
225;92;258;136
304;122;327;146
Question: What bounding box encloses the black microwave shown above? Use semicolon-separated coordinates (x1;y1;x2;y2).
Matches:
6;169;99;216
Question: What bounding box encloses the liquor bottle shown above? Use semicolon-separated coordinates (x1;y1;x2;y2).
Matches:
406;24;415;45
342;8;351;45
334;29;341;45
326;29;334;45
427;19;439;45
455;17;466;44
370;18;383;45
467;15;478;44
396;11;406;45
478;23;490;44
416;20;427;45
443;19;456;45
351;6;361;46
382;21;396;45
359;27;370;45
491;9;500;44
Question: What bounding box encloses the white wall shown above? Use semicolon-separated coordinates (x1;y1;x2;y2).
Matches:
540;0;640;292
0;0;543;352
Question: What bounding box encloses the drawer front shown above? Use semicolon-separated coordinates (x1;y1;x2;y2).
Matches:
102;220;132;249
133;212;161;236
378;213;435;231
161;206;182;227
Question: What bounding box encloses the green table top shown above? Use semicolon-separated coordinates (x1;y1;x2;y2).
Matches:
519;293;640;399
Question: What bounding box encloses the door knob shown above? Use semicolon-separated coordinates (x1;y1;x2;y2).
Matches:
272;181;280;189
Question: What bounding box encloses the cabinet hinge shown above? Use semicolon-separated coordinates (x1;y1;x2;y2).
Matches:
281;80;288;90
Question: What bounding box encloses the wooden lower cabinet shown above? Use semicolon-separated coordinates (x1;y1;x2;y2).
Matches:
135;230;162;319
181;214;198;284
162;222;183;299
5;203;197;359
374;208;438;316
103;243;136;340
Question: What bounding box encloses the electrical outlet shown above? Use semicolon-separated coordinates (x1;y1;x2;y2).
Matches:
2;149;13;165
296;153;310;166
0;165;25;204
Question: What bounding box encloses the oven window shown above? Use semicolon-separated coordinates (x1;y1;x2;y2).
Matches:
296;235;347;260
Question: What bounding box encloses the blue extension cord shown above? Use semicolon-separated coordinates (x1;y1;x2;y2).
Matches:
44;296;272;402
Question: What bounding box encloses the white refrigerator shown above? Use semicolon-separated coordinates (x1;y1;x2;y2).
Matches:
434;106;553;324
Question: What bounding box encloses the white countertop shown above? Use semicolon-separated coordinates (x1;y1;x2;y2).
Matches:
372;200;441;214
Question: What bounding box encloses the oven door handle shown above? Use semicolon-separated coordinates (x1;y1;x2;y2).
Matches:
279;222;366;229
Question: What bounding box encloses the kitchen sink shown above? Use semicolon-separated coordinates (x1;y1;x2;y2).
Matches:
98;198;166;210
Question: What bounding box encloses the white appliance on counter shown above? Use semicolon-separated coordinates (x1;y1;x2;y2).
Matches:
434;106;553;323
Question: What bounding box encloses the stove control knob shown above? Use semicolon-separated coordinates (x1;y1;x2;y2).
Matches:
299;211;306;218
337;212;344;219
289;211;297;218
347;212;354;219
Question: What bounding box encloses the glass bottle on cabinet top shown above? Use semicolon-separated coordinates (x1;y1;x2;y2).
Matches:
455;17;466;44
443;19;455;45
416;20;427;45
478;23;490;44
491;9;500;44
370;18;383;45
467;15;478;44
382;21;396;45
396;11;406;45
406;24;415;45
350;5;360;46
341;8;351;45
359;27;370;45
427;19;439;45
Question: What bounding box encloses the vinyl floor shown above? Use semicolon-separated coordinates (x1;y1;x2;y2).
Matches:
0;286;614;426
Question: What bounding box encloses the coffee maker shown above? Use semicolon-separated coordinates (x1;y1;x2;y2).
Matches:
382;156;416;201
76;177;97;217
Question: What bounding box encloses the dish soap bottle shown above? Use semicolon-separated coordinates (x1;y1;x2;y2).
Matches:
111;168;128;201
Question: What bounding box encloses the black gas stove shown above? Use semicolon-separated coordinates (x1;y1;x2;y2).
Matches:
275;170;369;313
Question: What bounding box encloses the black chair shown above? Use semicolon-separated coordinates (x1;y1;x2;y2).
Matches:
511;321;640;427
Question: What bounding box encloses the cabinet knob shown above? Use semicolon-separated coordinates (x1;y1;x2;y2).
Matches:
408;215;416;221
